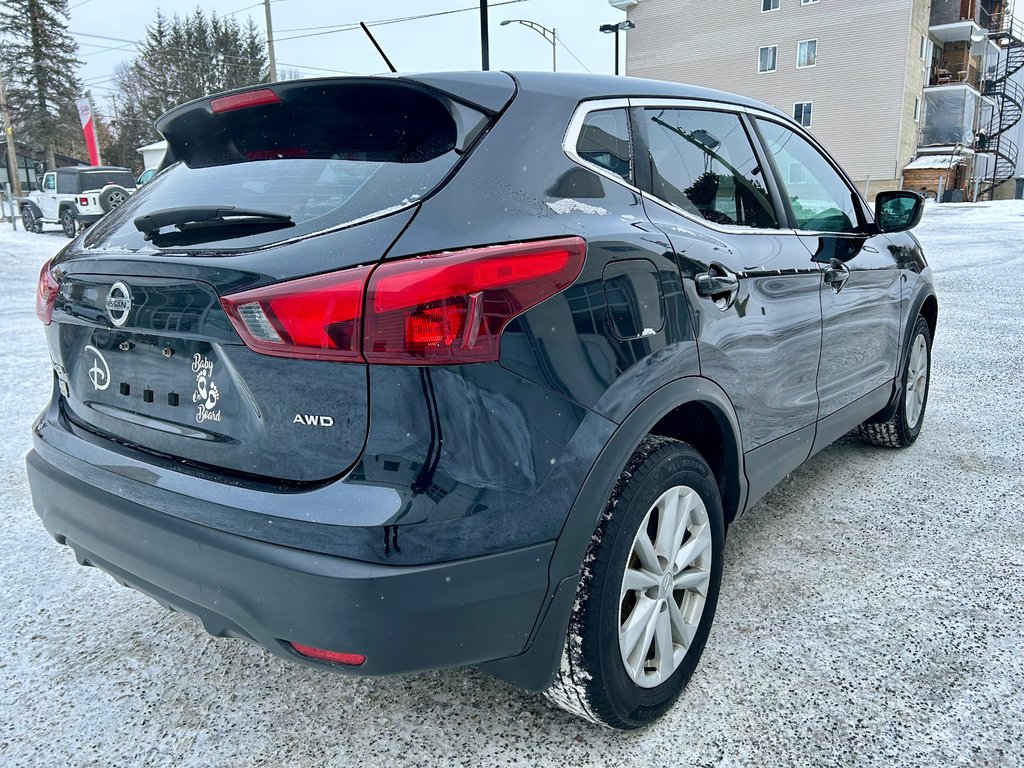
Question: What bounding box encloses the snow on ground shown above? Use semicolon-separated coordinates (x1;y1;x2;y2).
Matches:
0;203;1022;767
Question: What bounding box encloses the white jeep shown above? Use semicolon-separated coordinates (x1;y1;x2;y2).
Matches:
18;166;137;238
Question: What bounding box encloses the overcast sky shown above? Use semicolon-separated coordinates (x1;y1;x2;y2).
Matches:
71;0;629;113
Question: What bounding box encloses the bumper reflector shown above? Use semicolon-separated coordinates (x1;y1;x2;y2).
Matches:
290;642;366;666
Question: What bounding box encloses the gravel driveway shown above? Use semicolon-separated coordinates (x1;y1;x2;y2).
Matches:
1;203;1021;767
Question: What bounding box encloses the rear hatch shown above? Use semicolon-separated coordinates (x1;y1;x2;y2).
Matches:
48;75;513;483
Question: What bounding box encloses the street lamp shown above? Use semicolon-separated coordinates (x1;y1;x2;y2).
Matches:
599;20;635;76
500;19;557;71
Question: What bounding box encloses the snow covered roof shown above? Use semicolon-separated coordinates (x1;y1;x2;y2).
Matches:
905;155;964;170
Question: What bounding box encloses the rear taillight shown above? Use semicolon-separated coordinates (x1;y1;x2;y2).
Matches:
220;238;586;365
221;266;372;362
290;642;365;666
79;196;88;206
365;238;586;363
36;259;59;325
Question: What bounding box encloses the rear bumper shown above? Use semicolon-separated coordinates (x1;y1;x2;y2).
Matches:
26;447;554;676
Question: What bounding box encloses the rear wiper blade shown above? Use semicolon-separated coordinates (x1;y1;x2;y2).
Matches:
134;206;293;240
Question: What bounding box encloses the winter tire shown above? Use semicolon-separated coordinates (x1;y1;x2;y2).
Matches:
60;208;77;238
21;206;39;234
544;435;725;729
858;316;932;448
99;185;130;213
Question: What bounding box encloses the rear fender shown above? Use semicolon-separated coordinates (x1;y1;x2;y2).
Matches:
480;376;745;691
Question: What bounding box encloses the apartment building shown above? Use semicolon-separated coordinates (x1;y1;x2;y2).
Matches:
611;0;1023;200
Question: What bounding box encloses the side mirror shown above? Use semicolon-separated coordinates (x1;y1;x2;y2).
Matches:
874;190;924;233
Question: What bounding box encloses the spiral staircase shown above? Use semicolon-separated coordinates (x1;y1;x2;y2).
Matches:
977;12;1024;199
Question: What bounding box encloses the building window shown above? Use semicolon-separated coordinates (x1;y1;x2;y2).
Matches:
914;97;921;122
762;0;780;11
788;162;808;185
919;34;929;60
794;102;813;127
759;45;778;73
801;0;820;4
797;39;817;68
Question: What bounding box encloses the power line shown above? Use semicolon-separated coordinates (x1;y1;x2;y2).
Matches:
273;0;530;42
557;38;592;73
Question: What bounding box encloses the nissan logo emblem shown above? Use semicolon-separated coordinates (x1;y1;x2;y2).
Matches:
105;281;133;327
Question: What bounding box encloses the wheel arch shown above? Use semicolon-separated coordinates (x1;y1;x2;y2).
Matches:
19;200;43;219
868;286;937;425
919;293;938;341
554;377;745;581
479;376;746;692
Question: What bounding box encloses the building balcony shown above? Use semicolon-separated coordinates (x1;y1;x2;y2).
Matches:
919;87;983;148
930;0;1004;30
928;61;983;89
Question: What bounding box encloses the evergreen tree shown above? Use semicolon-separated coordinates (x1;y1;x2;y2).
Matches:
0;0;84;169
133;9;267;122
102;9;267;173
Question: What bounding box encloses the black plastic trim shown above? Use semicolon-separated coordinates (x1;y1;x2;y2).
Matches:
27;447;553;677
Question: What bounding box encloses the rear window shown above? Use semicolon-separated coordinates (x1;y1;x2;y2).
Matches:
80;170;136;190
87;83;476;251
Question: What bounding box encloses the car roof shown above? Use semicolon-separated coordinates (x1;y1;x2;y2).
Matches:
160;71;789;129
504;71;786;115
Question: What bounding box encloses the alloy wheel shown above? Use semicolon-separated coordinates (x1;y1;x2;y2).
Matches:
905;333;929;428
108;190;128;208
61;211;76;237
618;484;712;688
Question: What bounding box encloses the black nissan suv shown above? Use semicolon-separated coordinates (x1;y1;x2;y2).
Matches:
27;72;936;729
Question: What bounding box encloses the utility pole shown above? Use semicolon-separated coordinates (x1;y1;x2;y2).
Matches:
264;0;278;82
0;69;22;197
480;0;490;71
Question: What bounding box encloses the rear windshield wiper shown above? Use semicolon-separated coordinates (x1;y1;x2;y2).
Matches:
134;206;294;241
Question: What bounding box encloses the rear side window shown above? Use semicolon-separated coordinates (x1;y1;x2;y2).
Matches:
644;108;777;228
89;83;477;251
81;170;136;190
577;109;632;184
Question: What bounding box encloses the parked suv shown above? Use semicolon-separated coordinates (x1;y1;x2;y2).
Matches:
27;73;935;729
19;165;136;237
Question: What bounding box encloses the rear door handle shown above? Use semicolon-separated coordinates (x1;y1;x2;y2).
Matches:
696;264;740;309
823;258;850;293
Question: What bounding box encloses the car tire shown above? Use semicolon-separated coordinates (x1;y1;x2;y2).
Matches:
60;208;77;238
858;316;932;448
544;435;725;729
99;185;130;213
21;206;40;234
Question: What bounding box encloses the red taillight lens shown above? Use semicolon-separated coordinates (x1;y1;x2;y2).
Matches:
220;238;586;365
211;88;280;113
36;259;60;325
79;196;89;206
290;642;365;666
221;266;372;362
364;238;586;364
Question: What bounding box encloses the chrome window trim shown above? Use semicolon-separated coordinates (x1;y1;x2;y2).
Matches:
563;96;873;238
561;98;643;196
